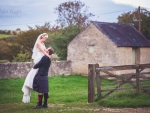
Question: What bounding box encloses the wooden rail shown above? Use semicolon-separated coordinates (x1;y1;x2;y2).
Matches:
88;63;150;103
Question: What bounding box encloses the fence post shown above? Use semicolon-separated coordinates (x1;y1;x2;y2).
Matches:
136;64;140;92
88;64;95;103
95;64;102;99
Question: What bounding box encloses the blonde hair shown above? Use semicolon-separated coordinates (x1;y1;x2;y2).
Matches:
41;33;48;39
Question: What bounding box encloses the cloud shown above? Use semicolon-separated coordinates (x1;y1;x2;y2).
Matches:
111;0;150;8
0;0;139;30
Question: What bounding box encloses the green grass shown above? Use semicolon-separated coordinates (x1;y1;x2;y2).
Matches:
0;74;88;104
0;34;12;39
0;74;107;113
98;78;150;108
0;74;150;112
98;90;150;107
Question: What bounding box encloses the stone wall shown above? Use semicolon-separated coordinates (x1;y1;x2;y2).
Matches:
0;61;72;79
140;48;150;64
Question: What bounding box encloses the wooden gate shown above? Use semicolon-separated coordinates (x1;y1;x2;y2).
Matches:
88;63;150;103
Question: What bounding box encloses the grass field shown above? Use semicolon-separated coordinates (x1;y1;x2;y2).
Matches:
0;34;12;39
98;78;150;107
0;74;150;113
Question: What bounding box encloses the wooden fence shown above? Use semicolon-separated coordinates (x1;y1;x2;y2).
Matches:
88;63;150;103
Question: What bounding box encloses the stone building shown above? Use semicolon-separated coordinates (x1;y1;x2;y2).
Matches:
67;21;150;75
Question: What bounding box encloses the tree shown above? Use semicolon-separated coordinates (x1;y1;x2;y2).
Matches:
15;29;42;54
14;22;59;62
117;8;150;40
0;40;10;60
0;23;59;62
12;31;17;35
54;0;94;27
15;23;59;54
8;44;21;61
0;40;20;61
16;28;21;31
13;51;32;62
51;25;83;60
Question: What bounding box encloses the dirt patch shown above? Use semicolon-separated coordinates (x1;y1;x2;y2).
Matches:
47;104;150;113
103;107;150;113
47;104;64;107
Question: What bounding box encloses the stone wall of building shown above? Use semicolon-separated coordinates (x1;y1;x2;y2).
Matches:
140;48;150;64
139;48;150;75
67;23;126;75
0;61;72;79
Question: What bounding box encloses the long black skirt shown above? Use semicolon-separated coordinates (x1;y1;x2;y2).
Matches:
33;74;49;93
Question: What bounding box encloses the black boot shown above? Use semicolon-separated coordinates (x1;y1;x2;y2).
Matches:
43;93;49;108
33;95;43;109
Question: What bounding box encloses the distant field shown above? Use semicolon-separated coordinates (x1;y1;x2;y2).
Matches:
0;34;12;39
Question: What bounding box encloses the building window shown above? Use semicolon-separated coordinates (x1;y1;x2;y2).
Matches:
132;48;136;64
88;45;94;53
132;47;140;64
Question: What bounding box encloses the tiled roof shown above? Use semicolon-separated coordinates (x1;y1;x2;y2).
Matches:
91;21;150;47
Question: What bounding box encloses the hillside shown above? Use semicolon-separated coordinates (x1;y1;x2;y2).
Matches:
0;34;13;39
0;29;26;39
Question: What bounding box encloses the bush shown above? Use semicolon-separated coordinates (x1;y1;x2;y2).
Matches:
12;52;32;62
0;60;9;63
51;25;83;60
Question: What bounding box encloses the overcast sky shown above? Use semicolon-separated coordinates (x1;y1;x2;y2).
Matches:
0;0;149;30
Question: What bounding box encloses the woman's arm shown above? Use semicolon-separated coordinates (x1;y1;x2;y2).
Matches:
33;56;45;69
37;41;50;57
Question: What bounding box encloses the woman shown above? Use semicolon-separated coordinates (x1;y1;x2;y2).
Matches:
22;33;51;103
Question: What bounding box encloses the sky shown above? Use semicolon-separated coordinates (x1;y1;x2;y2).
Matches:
0;0;150;30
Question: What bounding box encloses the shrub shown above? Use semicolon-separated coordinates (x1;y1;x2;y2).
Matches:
0;60;9;63
12;52;32;62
